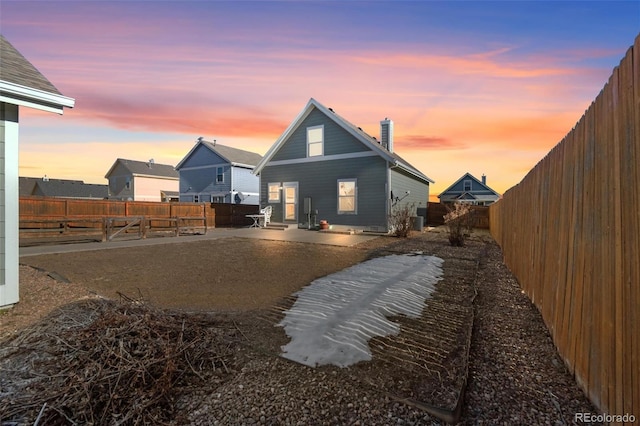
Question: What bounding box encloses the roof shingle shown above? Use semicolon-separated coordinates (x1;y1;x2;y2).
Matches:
0;34;62;95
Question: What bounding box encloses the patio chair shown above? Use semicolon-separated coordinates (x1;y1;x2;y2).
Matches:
259;205;272;227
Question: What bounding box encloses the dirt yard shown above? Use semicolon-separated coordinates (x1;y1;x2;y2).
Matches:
1;229;599;425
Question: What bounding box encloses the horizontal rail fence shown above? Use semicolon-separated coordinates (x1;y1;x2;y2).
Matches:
489;34;639;419
19;196;215;241
426;202;489;229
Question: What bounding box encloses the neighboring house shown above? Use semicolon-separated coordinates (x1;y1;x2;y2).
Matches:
438;172;500;206
20;176;109;199
176;137;262;204
1;35;75;308
253;98;434;231
105;158;179;202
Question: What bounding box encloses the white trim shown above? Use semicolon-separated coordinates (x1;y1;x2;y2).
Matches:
1;103;20;307
283;182;298;222
178;163;227;172
306;124;324;157
0;81;75;114
264;151;379;168
131;173;179;181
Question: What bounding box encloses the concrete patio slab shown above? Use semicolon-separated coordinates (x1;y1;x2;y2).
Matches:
19;227;381;257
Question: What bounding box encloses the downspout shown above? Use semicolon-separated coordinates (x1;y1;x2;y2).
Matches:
230;166;234;203
387;160;402;233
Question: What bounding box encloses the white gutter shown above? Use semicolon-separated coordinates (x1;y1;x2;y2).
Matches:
0;81;75;114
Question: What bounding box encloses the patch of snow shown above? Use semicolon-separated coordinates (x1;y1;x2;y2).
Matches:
278;253;444;368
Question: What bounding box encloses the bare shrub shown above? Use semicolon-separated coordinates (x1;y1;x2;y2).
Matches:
444;202;474;246
389;203;415;238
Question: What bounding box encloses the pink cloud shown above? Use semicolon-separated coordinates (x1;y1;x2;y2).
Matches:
396;135;465;150
70;94;288;138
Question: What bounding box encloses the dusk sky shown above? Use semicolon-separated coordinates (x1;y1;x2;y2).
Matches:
2;1;639;200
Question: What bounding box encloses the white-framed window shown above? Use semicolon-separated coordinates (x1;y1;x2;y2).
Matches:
338;179;357;214
463;179;472;191
268;183;281;202
216;167;224;183
211;195;224;203
194;195;199;203
307;125;323;157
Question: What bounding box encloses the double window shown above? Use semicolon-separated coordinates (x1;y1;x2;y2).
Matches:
463;179;472;191
338;179;357;214
307;125;323;157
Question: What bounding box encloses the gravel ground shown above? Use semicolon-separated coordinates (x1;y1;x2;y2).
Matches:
1;230;600;425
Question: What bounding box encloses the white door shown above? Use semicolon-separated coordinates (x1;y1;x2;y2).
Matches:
283;182;298;222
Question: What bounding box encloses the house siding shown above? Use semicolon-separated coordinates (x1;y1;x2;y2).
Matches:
107;163;138;201
133;176;178;202
260;156;388;227
272;108;371;161
231;167;259;205
390;168;430;219
179;145;231;202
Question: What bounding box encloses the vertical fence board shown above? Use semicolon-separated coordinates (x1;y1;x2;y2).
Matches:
610;60;624;415
629;33;640;418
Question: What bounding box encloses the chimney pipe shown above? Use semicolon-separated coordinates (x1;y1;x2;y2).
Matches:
380;118;394;152
482;174;486;185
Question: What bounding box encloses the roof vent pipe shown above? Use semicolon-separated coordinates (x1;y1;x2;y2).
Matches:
380;118;394;152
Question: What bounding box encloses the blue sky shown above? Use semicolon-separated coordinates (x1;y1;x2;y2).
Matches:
2;0;638;197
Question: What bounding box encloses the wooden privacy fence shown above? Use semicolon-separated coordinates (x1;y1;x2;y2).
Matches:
489;34;639;420
426;202;490;228
19;197;215;241
211;203;259;227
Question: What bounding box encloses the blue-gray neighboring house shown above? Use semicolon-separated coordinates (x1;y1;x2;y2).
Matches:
253;98;434;232
438;172;500;206
176;137;262;204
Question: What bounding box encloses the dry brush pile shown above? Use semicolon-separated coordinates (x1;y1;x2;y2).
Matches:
0;297;246;425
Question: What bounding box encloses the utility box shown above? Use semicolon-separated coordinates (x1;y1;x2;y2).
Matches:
412;216;424;232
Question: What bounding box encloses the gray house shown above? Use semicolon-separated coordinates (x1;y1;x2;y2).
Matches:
105;158;179;202
176;137;262;204
253;98;434;231
438;172;500;206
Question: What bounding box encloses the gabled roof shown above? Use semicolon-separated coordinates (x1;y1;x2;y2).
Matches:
105;158;179;179
176;138;262;170
253;98;434;184
33;180;109;199
438;172;500;198
20;176;83;196
0;34;74;114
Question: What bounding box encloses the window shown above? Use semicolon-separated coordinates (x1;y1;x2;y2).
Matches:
338;179;357;214
125;179;131;190
463;179;472;191
211;195;224;203
307;125;323;157
194;195;199;203
268;183;281;202
216;167;224;183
